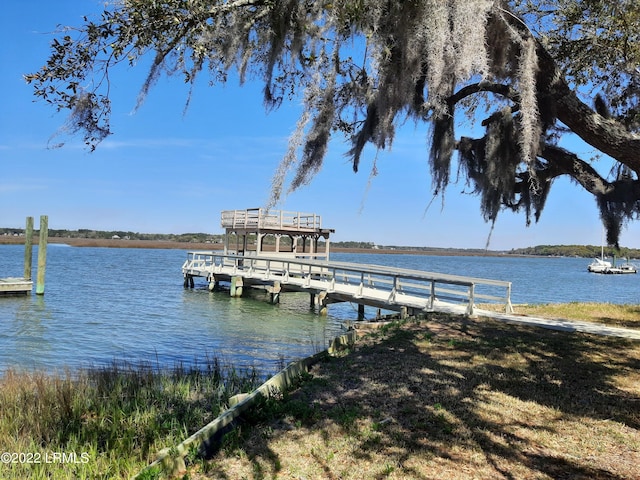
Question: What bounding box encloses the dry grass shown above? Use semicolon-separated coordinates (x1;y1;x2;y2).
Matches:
496;303;640;330
188;313;640;480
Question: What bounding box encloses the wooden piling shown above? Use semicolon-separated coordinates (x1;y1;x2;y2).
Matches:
317;291;328;316
270;281;281;304
23;216;34;280
230;276;243;297
36;215;48;295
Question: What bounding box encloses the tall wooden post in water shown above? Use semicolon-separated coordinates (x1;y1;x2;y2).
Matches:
36;215;48;295
23;216;34;280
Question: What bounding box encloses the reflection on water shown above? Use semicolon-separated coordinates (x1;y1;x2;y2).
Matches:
9;295;53;362
0;245;637;374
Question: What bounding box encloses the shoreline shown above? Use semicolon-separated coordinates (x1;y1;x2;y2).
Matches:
0;236;524;257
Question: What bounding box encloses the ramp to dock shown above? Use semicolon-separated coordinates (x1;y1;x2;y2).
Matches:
182;252;513;317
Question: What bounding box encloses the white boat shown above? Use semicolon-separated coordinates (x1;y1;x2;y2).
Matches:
586;228;637;274
587;255;638;275
587;257;612;273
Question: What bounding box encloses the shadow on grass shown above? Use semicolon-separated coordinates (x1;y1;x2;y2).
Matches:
205;315;640;479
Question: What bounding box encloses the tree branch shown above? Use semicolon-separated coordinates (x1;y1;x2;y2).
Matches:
539;144;640;204
449;81;521;107
542;54;640;175
538;144;613;195
501;10;640;175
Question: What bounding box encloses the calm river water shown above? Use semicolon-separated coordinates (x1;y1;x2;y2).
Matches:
1;245;638;375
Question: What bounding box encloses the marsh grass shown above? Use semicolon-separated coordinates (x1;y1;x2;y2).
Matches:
0;358;261;479
196;310;640;479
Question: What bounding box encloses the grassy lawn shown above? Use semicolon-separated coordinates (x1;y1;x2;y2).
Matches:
1;303;638;479
192;310;640;480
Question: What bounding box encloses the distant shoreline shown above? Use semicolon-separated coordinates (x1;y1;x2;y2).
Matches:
1;236;521;257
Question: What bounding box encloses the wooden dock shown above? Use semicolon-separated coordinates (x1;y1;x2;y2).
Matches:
0;277;33;295
183;209;512;318
182;252;514;318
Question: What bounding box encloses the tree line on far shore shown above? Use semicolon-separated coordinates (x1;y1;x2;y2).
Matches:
0;228;224;244
2;228;638;258
509;245;640;259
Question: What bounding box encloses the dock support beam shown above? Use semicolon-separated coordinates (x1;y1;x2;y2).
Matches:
317;291;328;316
357;304;365;321
230;276;243;297
35;215;48;295
269;281;281;304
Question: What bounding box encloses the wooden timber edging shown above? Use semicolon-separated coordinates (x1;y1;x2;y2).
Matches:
131;329;358;479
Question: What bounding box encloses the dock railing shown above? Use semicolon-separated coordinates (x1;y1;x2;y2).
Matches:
221;208;322;231
182;252;514;316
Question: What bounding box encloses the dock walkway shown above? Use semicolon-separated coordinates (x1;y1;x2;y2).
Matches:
182;252;514;317
472;308;640;340
0;277;33;295
181;251;640;340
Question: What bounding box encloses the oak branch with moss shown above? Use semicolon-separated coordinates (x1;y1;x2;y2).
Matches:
26;0;640;246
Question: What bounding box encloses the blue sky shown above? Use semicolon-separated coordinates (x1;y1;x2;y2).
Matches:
2;1;639;250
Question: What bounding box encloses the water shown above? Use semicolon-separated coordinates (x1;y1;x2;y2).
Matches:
330;252;640;305
1;245;638;374
0;245;343;375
